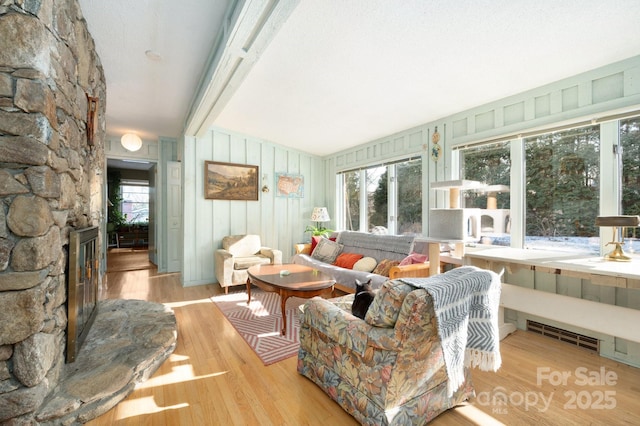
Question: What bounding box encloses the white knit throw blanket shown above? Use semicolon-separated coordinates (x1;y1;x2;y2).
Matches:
401;266;502;397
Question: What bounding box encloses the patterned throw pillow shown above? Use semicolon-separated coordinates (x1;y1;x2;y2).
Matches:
353;256;377;272
365;279;415;328
372;259;400;277
311;238;343;264
399;252;428;266
310;235;336;255
333;252;364;269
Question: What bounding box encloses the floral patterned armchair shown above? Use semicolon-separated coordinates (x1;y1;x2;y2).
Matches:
297;279;475;425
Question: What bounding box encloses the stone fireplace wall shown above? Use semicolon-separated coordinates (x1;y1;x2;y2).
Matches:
0;0;106;422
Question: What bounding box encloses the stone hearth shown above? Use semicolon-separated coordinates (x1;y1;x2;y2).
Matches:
30;299;176;424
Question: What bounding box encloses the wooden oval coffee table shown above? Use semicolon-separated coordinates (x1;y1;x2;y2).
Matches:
246;264;335;335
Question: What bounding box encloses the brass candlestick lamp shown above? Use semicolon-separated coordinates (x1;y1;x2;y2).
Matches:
595;215;640;261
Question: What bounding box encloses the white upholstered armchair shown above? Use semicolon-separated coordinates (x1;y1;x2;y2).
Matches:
214;234;282;293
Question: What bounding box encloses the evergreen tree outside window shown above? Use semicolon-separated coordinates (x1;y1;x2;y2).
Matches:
343;171;360;231
461;141;511;246
524;125;600;254
621;117;640;243
396;159;422;234
339;158;422;235
367;166;387;231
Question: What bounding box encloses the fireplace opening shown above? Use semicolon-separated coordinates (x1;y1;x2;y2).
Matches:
66;226;100;363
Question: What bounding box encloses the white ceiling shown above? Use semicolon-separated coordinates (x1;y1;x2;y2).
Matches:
79;0;640;157
77;0;231;141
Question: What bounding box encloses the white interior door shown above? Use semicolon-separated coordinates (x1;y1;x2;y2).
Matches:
148;164;157;264
167;161;182;272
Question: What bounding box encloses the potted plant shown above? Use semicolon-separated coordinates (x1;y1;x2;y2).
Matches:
107;171;127;231
305;224;334;239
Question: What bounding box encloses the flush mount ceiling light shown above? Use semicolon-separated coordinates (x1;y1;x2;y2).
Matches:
120;133;143;152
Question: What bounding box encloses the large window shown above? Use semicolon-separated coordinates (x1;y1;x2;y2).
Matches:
461;141;511;246
343;171;360;231
367;166;388;230
621;117;640;251
121;184;149;224
524;125;600;254
340;158;422;235
396;159;422;234
459;119;640;255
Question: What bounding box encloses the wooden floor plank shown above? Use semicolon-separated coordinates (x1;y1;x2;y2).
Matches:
87;252;640;425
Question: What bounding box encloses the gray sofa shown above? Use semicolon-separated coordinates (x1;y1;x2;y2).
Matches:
291;231;430;292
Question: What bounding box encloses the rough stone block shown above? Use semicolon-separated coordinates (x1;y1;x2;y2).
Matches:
48;152;69;173
0;72;12;97
0;379;49;422
11;69;45;80
0;361;10;380
15;78;57;129
0;345;13;361
17;0;46;16
0;109;53;145
7;195;54;237
0;13;51;74
0;97;14;109
0;285;45;346
51;210;68;228
0;238;15;272
11;226;60;271
0;269;48;292
0;169;29;196
0;135;49;165
34;394;81;423
13;332;57;387
58;173;75;209
0;205;6;239
25;165;61;198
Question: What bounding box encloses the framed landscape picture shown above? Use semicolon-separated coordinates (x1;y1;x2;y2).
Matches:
205;161;259;201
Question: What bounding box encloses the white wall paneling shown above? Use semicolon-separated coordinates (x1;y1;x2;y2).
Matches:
181;127;324;287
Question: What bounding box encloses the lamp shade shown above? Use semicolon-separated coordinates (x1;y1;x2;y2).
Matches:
310;207;330;222
121;133;143;152
595;215;640;227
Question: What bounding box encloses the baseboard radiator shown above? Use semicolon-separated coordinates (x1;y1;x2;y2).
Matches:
527;320;599;352
501;283;640;344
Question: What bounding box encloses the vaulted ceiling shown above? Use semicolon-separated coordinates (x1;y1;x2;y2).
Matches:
80;0;640;157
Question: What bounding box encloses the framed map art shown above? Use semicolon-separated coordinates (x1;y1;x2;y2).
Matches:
275;173;304;198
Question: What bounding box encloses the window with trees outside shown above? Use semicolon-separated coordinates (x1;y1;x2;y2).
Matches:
461;141;511;246
121;184;150;224
343;170;361;231
459;117;640;255
524;125;600;254
621;117;640;247
340;158;422;235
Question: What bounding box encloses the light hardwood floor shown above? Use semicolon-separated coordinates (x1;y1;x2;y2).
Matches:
88;258;640;425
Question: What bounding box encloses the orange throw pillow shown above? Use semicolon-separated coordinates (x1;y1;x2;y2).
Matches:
333;252;364;269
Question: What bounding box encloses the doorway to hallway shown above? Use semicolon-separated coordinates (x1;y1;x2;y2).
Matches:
107;248;155;272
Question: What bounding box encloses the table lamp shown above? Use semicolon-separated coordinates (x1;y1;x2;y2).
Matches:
595;215;640;261
310;207;330;228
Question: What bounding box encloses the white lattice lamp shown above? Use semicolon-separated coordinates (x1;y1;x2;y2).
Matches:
595;215;640;261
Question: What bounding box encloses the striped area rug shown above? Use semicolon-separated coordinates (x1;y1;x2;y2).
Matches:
211;289;304;365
